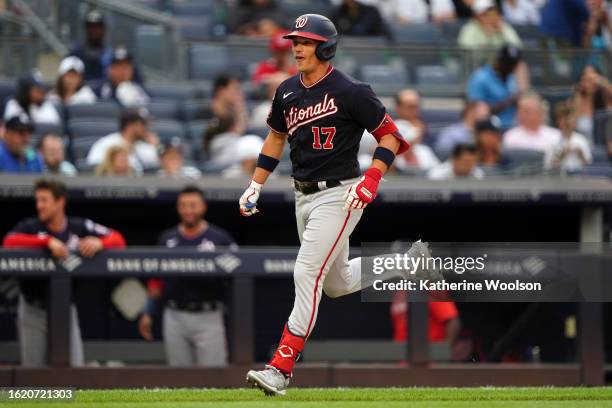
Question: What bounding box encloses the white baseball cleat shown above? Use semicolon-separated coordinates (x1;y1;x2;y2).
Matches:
246;365;290;396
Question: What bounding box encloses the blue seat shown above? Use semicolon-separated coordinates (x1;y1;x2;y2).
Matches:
169;0;215;15
504;148;545;167
72;135;103;165
66;102;120;120
147;84;203;101
181;16;216;41
421;109;461;126
182;100;213;121
360;64;407;96
150;119;185;141
67;119;119;139
189;44;231;80
145;100;180;120
389;23;443;44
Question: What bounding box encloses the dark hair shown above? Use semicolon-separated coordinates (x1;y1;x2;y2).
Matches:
55;75;84;102
36;133;62;150
203;114;236;154
452;143;478;158
178;185;206;202
213;74;238;97
34;178;67;200
15;81;32;114
578;64;608;111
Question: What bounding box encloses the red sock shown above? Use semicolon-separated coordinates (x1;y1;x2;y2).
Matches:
268;323;305;376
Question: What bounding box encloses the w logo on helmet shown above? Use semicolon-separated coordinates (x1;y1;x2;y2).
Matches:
295;16;308;29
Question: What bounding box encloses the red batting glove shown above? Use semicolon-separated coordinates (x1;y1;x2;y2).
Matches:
343;167;383;211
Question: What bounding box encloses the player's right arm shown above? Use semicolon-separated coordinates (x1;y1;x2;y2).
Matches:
239;79;288;217
239;129;286;216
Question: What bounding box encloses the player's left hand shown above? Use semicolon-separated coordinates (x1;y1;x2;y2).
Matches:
79;236;104;257
343;167;382;211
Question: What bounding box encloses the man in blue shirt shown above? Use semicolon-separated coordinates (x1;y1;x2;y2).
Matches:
467;46;522;129
540;0;590;48
0;114;43;173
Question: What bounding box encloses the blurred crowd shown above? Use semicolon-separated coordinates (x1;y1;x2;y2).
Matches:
0;2;611;180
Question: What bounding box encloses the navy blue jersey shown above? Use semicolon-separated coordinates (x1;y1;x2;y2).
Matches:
157;224;237;303
267;66;387;182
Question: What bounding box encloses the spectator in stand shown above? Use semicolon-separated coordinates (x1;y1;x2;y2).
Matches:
544;101;592;171
373;0;456;25
392;89;439;171
390;291;461;348
203;114;242;167
229;0;285;37
4;73;61;125
37;134;77;176
251;31;297;88
198;74;248;135
0;115;42;173
503;93;562;152
475;116;510;169
157;137;201;179
332;0;388;37
3;178;125;366
435;101;491;160
222;135;265;178
572;64;612;141
540;0;590;48
99;47;150;107
452;0;476;18
467;45;524;129
250;73;289;127
48;57;97;106
583;0;612;49
94;144;134;176
69;10;113;82
87;108;159;173
501;0;541;25
428;143;485;179
458;0;522;49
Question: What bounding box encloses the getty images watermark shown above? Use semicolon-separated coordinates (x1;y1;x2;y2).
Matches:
371;251;542;292
360;242;612;302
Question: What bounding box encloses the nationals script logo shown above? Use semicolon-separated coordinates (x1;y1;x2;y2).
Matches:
284;93;338;135
295;16;308;28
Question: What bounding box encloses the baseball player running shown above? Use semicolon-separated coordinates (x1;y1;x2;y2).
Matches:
240;14;426;395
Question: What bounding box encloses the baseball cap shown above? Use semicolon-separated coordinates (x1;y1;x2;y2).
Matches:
111;46;132;64
497;45;522;62
85;9;105;25
475;116;502;133
158;136;183;156
58;56;85;76
472;0;496;14
270;31;292;52
5;113;34;132
17;72;45;91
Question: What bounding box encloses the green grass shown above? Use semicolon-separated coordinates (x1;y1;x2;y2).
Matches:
1;387;612;408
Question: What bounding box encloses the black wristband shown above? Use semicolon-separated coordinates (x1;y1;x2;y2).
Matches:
373;146;396;167
256;153;280;172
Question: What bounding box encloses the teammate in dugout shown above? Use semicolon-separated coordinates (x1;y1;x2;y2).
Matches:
239;14;430;395
2;179;126;366
139;186;237;366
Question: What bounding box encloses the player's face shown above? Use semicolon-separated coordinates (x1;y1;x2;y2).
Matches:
177;193;207;228
35;189;64;223
292;38;320;73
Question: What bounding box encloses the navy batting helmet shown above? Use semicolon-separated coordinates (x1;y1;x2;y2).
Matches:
283;14;338;61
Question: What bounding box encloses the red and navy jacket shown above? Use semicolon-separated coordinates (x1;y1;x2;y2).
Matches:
3;217;125;304
267;65;410;182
